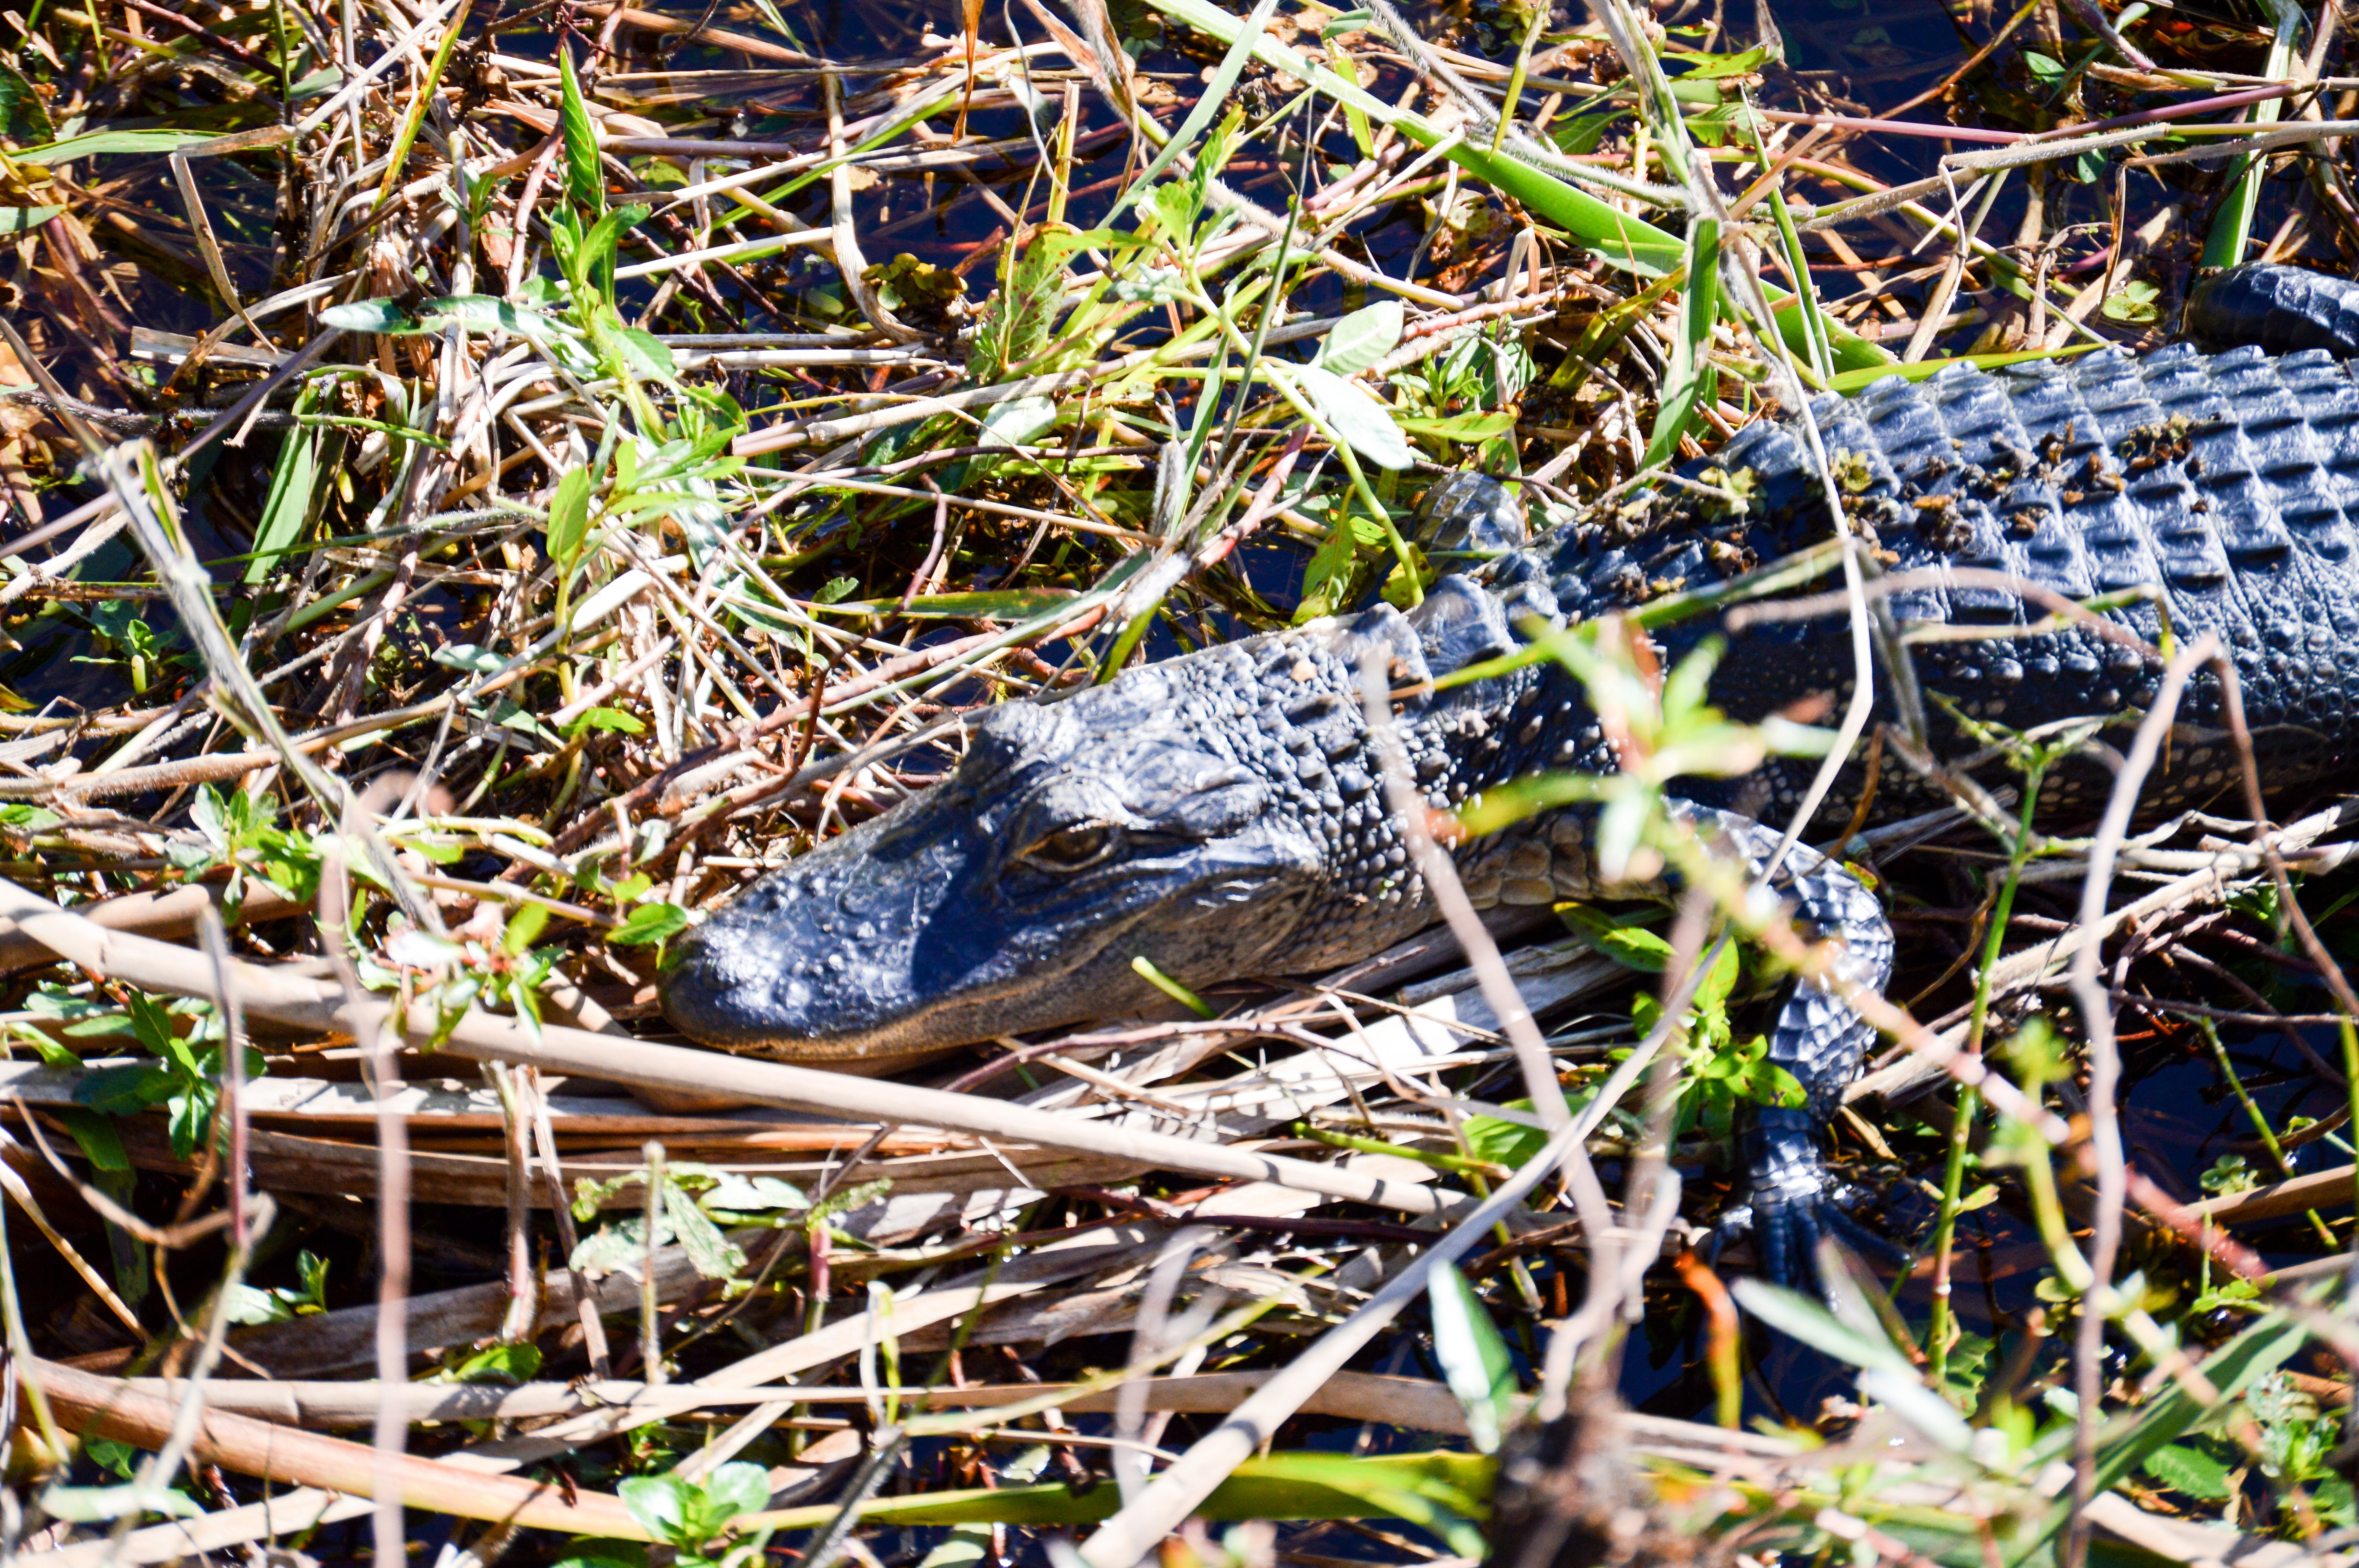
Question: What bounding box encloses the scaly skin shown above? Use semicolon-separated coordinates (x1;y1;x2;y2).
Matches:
664;275;2359;1283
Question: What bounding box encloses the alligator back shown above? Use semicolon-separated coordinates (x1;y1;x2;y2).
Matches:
1511;342;2359;823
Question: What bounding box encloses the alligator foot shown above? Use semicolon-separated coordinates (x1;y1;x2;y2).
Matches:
1714;1109;1900;1296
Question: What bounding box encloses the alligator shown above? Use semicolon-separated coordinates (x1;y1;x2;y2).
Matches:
662;265;2359;1284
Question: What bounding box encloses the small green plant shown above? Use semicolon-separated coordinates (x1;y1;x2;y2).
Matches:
626;1461;774;1568
554;1462;774;1568
71;991;261;1161
71;602;194;695
168;784;322;907
224;1249;331;1324
370;902;564;1044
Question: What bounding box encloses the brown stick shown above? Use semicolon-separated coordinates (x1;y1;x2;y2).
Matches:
22;1358;650;1539
0;882;307;974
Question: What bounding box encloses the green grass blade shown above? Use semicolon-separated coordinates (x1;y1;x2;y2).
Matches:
1643;216;1721;468
2201;0;2303;267
370;0;472;214
246;416;321;587
741;1450;1494;1533
559;45;603;219
1825;343;2097;394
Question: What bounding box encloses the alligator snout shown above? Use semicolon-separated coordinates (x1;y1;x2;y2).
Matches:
659;798;986;1069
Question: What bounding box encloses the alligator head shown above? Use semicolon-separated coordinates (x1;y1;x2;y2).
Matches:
660;618;1421;1070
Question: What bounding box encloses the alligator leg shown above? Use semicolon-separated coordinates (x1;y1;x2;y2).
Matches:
1662;803;1894;1293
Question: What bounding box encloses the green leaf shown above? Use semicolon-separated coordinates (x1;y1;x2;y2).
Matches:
609;903;688;946
1427;1261;1519;1453
76;1064;176;1116
320;299;424;335
613;327;677;383
665;1186;747;1281
1312;301;1404;376
0;206;64;234
1293;509;1364;625
558;47;604;219
619;1474;702;1548
12;129;223;164
422;294;581;344
2101;279;2162;325
502;902;552;955
2142;1443;2234;1501
701;1172;810;1215
702;1461;771;1525
1393;410;1517;443
917;1525;993;1568
1728;1279;1914;1374
248;414;321;587
0;60;56;142
552;1544;647;1568
1662;42;1771;76
978;396;1059;449
222;1283;293;1325
1461;1107;1547;1171
53;1107;129;1172
547;467;593;571
1857;1367;1974;1453
825;589;1078;619
570;706;646;735
38;1483;205;1523
1643;217;1721;470
1294;365;1413;471
124;992;181;1065
296;1248;331;1307
577;205;650;301
1558;905;1674;972
1825;344;2094;394
432;642;508;674
445;1341;543;1385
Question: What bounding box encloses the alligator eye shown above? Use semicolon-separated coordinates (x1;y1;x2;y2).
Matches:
1018;823;1119;871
